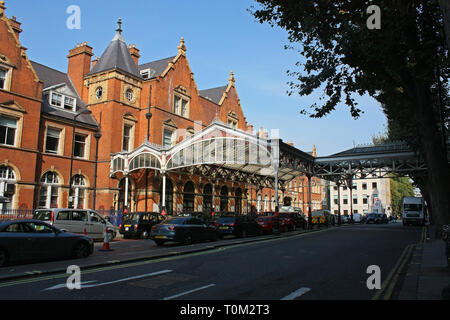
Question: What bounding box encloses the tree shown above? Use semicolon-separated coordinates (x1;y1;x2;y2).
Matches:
390;175;415;218
250;0;450;225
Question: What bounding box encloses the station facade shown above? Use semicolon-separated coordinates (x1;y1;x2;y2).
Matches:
0;3;322;215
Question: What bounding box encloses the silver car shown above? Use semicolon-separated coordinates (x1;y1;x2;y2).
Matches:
33;208;117;241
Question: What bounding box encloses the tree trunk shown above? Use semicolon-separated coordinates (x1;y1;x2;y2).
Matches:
412;80;450;230
439;0;450;52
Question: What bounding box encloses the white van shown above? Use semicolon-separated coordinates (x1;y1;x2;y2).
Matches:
402;197;426;226
33;208;117;241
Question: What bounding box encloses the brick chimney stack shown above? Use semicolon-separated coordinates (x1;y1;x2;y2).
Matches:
8;16;22;39
128;44;140;66
67;42;93;99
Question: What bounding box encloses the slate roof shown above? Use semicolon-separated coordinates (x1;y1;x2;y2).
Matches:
198;85;227;105
88;30;140;78
138;56;176;79
31;61;98;127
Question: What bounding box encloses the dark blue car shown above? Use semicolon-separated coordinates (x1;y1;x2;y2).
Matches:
0;219;94;267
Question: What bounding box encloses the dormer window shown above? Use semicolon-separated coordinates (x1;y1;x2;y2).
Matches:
140;69;150;80
49;92;76;112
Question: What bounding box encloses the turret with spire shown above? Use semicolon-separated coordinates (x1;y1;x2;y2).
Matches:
88;18;140;78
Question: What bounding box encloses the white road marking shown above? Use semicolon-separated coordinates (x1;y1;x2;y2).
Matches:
43;269;173;291
162;283;216;300
281;287;311;300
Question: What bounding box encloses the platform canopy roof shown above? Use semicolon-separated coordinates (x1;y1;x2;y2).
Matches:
110;121;433;188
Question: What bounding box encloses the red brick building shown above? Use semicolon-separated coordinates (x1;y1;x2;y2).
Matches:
0;3;322;216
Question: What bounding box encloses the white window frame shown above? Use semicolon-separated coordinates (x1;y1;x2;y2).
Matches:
0;166;16;211
173;94;190;118
44;127;62;155
69;174;87;209
74;133;87;159
0;115;18;147
49;91;76;112
39;172;60;209
163;128;174;148
0;68;8;90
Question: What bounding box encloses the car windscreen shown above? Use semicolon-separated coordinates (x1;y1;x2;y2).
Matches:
164;218;187;225
216;217;236;224
33;210;52;221
123;214;141;222
404;204;422;211
367;214;377;218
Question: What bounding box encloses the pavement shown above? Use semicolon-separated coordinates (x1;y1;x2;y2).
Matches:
397;224;450;300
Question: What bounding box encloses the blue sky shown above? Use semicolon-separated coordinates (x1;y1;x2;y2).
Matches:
5;0;387;156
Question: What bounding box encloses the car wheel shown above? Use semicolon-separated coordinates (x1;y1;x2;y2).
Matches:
73;241;90;259
155;240;165;246
183;233;192;245
0;248;8;267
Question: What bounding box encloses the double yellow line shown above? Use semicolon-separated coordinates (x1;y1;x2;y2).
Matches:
372;226;427;300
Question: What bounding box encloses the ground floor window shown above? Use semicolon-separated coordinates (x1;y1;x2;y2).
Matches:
0;166;16;211
183;181;195;212
39;172;60;208
68;174;87;209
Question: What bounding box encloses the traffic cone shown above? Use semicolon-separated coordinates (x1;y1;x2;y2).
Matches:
99;229;113;252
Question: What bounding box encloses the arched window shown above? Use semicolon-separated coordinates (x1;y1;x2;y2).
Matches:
118;177;133;212
69;174;87;209
257;194;262;212
39;171;60;208
161;178;174;215
234;188;242;214
183;181;195;212
0;166;16;211
203;184;213;214
264;195;268;212
220;186;228;212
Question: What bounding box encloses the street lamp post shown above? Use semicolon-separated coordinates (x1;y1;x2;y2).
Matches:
92;130;102;210
68;109;92;208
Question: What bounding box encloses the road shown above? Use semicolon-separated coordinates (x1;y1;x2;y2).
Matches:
0;222;422;301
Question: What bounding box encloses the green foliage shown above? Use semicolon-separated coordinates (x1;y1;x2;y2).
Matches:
390;175;415;217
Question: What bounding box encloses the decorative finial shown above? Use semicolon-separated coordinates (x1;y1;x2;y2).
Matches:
178;36;187;55
228;70;235;85
0;1;6;15
313;144;317;157
116;18;122;34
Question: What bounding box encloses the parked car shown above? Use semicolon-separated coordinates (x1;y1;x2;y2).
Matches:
278;212;307;231
150;216;219;246
341;215;349;224
0;219;94;267
215;215;263;238
33;208;117;241
366;213;389;224
352;213;363;223
119;212;166;239
256;216;286;234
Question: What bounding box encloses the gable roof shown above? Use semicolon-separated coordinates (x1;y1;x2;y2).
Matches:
30;61;98;127
138;56;176;79
88;27;140;78
199;85;227;105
